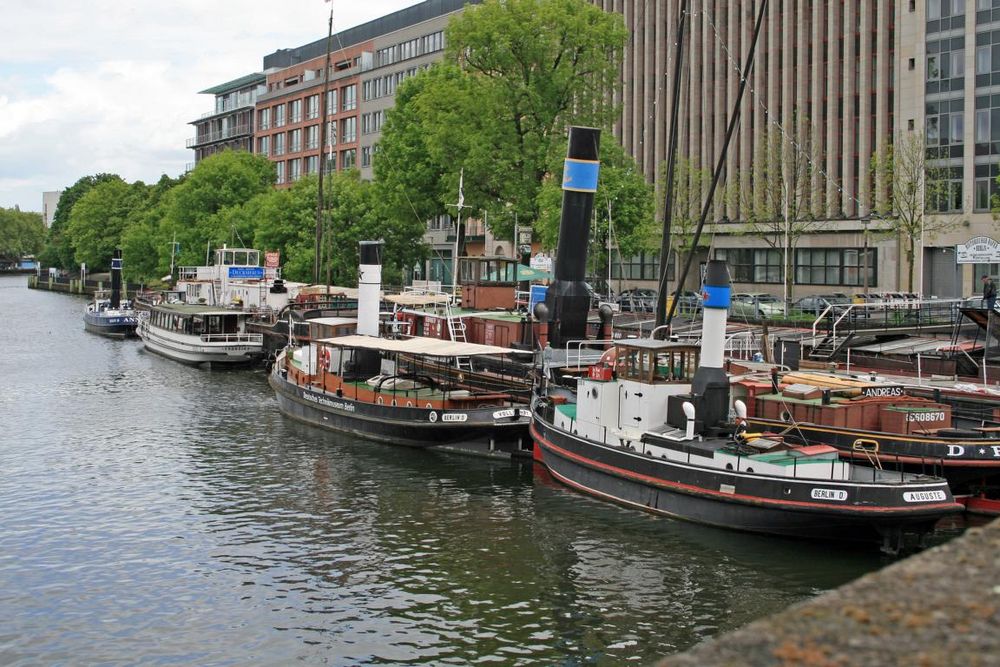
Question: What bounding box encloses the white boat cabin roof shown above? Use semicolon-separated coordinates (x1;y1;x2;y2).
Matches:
316;334;516;358
309;317;358;327
385;294;452;307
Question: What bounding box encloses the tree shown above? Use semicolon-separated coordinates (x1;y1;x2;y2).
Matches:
0;207;46;260
656;157;711;290
375;0;628;239
66;177;146;270
535;139;655;279
39;173;121;268
159;150;275;268
729;123;824;309
872;129;958;292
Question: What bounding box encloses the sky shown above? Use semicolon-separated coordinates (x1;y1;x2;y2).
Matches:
0;0;418;213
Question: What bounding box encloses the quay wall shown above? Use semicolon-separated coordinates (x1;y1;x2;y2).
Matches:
26;274;145;298
660;519;1000;666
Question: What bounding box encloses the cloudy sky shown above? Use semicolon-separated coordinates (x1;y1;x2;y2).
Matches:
0;0;418;212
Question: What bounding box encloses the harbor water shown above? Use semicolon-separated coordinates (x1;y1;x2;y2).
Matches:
0;276;958;665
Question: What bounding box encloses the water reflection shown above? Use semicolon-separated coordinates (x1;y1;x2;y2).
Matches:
0;277;927;665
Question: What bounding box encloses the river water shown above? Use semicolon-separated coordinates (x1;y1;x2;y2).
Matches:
0;276;962;665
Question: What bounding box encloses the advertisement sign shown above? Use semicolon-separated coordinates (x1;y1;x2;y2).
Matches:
264;251;280;268
957;236;1000;263
530;252;552;272
228;266;265;280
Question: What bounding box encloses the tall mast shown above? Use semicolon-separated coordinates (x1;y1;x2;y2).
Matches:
653;0;689;336
665;0;769;331
314;3;334;285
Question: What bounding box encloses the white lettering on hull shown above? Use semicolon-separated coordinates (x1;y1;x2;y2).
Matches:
810;488;848;501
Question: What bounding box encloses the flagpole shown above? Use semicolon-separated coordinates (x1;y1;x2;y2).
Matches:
449;168;466;298
315;0;334;285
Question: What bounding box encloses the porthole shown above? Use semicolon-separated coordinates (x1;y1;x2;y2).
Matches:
725;463;733;470
784;487;792;495
780;410;792;423
376;396;384;405
406;401;413;408
391;399;397;406
746;467;754;473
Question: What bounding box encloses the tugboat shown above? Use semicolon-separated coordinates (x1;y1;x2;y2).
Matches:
83;249;138;338
269;241;533;457
532;261;961;551
529;127;959;551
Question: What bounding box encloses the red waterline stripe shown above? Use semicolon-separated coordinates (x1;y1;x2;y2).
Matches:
529;423;957;515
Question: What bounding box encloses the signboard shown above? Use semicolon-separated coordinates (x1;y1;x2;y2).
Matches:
228;266;265;280
529;284;548;315
957;236;1000;263
264;251;280;268
530;252;552;272
518;229;533;245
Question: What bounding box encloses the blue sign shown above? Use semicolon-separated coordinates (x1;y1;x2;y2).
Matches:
228;266;264;280
529;284;548;315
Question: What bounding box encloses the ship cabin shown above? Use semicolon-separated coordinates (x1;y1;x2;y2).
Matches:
609;340;701;385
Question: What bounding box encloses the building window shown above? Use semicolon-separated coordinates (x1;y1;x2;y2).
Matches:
327;120;337;147
306;124;319;150
273;132;285;156
275;161;285;184
714;248;782;284
326;152;337;172
341;116;357;143
326;89;337;116
341;148;356;169
289;99;302;124
258;108;270;131
306;94;319;120
274;104;286;127
361;145;372;167
362;112;373;135
289;158;301;182
257;135;270;157
612;252;662;281
289;128;302;153
342;84;356;111
305;155;318;174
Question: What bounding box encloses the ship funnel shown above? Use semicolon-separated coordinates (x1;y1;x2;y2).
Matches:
544;126;601;348
692;259;731;428
357;241;383;337
110;248;122;309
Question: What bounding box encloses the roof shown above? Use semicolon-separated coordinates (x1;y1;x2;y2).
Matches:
296;285;359;298
316;335;517;357
309;317;357;327
153;303;247;316
386;293;452;306
615;338;701;352
198;72;265;95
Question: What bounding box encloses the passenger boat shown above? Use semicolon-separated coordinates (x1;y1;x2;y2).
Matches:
268;240;533;457
83;250;137;338
137;303;263;366
735;369;1000;491
532;258;961;552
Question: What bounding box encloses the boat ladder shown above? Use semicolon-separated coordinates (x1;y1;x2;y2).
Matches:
445;303;472;371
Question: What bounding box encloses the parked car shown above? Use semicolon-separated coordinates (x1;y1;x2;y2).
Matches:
616;288;657;312
729;292;785;319
792;294;852;316
674;290;703;312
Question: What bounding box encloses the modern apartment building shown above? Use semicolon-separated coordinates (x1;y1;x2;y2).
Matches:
191;1;1000;299
188;73;266;169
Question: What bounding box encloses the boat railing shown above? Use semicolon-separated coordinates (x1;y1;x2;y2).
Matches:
200;333;263;345
563;338;615;370
810;297;966;349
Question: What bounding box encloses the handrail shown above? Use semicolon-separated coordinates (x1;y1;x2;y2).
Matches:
562;338;615;370
200;333;263;344
810;297;967;351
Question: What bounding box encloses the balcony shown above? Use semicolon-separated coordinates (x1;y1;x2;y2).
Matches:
187;124;253;148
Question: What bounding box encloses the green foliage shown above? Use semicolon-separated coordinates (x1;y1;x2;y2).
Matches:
66;177;143;270
0;207;46;259
535;139;655;274
159;150;275;267
40;173;121;268
375;0;628;239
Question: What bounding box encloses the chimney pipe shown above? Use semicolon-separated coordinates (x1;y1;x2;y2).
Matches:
110;248;122;309
357;241;382;337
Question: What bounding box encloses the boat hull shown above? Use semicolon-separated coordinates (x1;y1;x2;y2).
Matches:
532;406;959;546
138;326;262;366
745;416;1000;490
83;314;137;338
269;368;531;456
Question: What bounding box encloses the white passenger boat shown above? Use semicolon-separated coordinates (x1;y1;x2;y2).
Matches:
137;303;263;366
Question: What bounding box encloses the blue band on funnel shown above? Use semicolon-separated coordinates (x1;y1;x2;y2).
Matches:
563;159;599;192
111;258;122;269
701;285;730;309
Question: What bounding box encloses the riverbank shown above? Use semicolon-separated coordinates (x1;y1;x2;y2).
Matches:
661;517;1000;666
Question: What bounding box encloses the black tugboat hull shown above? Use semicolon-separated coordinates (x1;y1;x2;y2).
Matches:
269;370;531;457
83;315;137;338
532;410;959;546
746;417;1000;490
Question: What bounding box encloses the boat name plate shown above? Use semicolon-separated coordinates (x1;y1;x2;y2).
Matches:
492;408;531;420
302;390;356;412
811;488;848;501
859;386;903;398
903;490;948;503
442;413;468;423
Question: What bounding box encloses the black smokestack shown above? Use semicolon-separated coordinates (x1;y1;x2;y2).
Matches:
110;248;122;309
544;126;600;348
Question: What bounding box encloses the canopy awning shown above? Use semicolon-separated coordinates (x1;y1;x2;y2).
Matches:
385;293;452;306
315;334;517;357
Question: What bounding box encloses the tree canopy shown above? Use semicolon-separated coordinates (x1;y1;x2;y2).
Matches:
375;0;629;238
0;207;46;260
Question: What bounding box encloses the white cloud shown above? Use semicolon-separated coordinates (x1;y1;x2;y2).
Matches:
0;0;419;211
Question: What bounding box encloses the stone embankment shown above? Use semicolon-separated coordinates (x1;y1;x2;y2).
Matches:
661;519;1000;666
